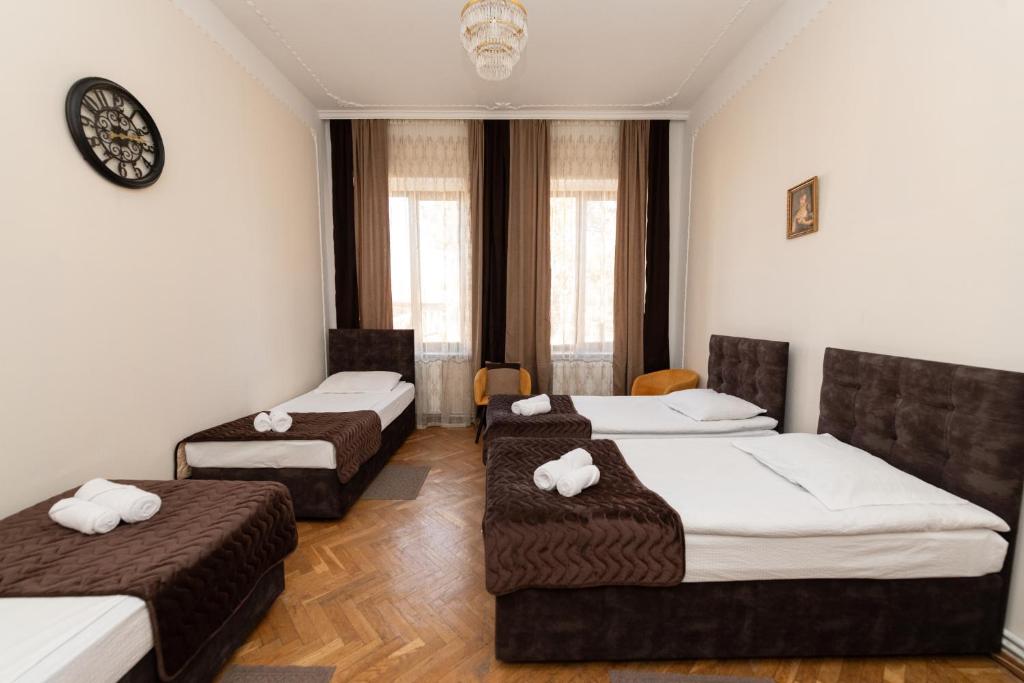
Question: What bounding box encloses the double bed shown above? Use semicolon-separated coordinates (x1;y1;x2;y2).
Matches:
483;335;788;458
484;347;1024;659
177;329;416;519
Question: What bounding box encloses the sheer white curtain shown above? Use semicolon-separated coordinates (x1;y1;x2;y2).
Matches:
549;121;619;395
388;120;474;427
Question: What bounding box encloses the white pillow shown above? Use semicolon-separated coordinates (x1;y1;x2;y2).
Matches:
661;388;766;421
315;371;402;394
732;433;1008;529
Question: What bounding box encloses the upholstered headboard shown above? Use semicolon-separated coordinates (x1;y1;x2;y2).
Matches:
327;329;415;384
707;335;789;428
818;347;1024;537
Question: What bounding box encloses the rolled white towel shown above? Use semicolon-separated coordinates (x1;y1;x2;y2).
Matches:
533;448;593;491
75;479;162;524
556;465;601;498
49;498;120;535
253;412;272;432
511;394;551;416
269;408;292;433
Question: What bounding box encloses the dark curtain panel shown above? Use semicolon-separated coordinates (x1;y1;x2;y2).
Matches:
329;119;360;328
480;120;510;365
643;120;671;373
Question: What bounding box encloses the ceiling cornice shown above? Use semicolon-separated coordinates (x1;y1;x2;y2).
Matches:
318;108;690;121
243;0;752;117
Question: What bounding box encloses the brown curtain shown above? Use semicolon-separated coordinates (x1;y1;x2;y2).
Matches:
328;120;359;328
613;120;650;395
643;120;671;373
505;121;552;394
468;121;485;375
352;120;393;329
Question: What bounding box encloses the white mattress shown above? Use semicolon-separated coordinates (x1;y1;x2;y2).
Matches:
615;437;1009;582
185;382;415;470
0;596;151;683
571;395;778;437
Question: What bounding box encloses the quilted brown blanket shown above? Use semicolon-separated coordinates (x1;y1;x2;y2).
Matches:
483;438;685;595
178;411;382;483
483;395;592;462
0;479;297;681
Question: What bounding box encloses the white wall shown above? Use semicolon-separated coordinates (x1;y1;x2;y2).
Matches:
683;0;1024;639
0;0;325;516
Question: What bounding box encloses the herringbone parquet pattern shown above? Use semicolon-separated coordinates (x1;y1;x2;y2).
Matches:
226;427;1019;683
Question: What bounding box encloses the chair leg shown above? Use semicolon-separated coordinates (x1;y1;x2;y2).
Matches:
474;405;485;444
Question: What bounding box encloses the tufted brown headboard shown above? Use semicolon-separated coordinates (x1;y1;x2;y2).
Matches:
818;347;1024;540
327;329;415;384
707;335;789;429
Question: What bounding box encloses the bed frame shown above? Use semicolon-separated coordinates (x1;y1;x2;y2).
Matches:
494;347;1024;660
707;334;788;429
483;334;790;458
189;329;416;519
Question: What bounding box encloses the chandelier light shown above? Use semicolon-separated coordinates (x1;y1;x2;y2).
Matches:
459;0;528;81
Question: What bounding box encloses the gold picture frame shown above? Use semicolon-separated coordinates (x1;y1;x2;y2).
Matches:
787;176;818;239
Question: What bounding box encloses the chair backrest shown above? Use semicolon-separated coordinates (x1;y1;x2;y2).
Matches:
474;362;532;405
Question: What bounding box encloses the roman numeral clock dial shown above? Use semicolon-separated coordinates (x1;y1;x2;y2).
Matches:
65;77;164;188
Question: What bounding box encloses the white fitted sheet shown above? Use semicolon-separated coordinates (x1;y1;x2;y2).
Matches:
571;395;778;437
0;596;151;683
185;382;415;470
615;437;1009;582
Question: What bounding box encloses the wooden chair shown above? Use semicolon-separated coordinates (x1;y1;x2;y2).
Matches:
473;366;532;443
630;368;700;396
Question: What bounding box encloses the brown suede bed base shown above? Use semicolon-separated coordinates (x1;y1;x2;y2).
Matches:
495;573;1005;661
190;402;415;519
119;563;284;683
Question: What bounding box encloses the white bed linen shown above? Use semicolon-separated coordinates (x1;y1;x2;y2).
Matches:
0;596;151;683
615;437;1008;582
185;382;415;470
571;395;777;437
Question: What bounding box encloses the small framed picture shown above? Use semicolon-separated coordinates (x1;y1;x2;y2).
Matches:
787;176;819;239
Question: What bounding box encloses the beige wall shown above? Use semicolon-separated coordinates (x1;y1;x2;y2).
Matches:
684;0;1024;636
0;1;325;516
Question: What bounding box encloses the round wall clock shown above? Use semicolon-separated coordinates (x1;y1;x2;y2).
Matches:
65;77;164;188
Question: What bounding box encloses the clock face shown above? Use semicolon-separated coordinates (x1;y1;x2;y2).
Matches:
65;77;164;188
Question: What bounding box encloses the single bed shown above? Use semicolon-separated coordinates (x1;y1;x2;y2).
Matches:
482;334;788;458
0;479;297;682
484;347;1024;660
178;329;416;519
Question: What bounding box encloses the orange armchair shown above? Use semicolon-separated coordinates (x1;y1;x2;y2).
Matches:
630;368;700;396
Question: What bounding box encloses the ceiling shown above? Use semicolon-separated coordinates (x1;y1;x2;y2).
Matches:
211;0;786;116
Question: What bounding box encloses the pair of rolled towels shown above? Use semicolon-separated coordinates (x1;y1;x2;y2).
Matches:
48;479;162;535
254;408;292;433
533;448;600;497
511;394;551;416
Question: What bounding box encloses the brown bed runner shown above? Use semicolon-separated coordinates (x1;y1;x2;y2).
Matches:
483;395;592;462
178;411;382;483
0;479;297;681
483;438;685;595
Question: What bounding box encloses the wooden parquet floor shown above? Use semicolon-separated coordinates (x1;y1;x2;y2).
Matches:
226;427;1019;683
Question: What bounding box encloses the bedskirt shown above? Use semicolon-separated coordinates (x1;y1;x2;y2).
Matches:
189;401;415;519
495;573;1006;660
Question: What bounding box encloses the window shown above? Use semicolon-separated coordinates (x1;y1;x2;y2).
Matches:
549;121;619;395
388;120;474;426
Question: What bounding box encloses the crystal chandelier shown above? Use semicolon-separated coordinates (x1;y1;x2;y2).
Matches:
459;0;528;81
